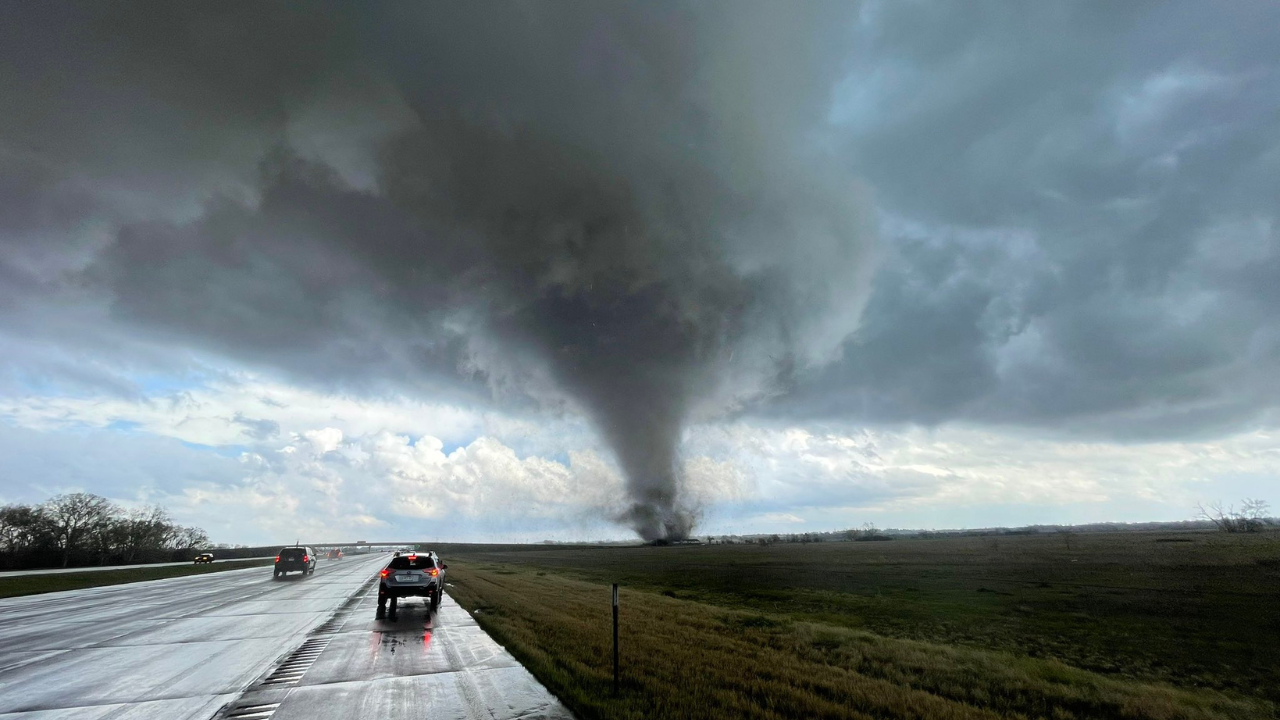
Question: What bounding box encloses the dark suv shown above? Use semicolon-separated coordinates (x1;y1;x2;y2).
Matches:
377;551;447;619
274;546;316;579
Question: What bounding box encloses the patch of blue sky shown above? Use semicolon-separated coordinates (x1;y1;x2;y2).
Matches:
544;449;572;466
14;373;54;395
180;440;250;458
12;370;132;400
9;367;215;402
106;419;143;433
134;371;212;395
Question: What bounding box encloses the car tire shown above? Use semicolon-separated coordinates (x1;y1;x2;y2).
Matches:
430;589;440;612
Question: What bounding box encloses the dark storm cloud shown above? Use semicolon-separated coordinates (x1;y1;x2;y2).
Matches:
771;0;1280;439
0;1;874;539
3;1;1279;535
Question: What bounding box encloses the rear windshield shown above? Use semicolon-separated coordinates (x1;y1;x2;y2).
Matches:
279;548;306;559
387;555;435;570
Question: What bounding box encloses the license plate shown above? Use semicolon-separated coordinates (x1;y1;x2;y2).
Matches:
395;574;417;582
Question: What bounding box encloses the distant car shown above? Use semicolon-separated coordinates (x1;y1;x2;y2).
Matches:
193;552;214;564
377;551;447;619
327;549;343;560
274;546;316;579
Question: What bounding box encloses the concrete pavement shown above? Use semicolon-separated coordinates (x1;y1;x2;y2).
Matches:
0;552;572;720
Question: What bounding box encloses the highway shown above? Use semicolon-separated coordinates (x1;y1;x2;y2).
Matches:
0;553;572;719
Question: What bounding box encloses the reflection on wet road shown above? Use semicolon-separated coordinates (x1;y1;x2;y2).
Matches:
0;554;572;720
228;589;573;719
0;554;386;719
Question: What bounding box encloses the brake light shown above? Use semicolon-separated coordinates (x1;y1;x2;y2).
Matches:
274;556;280;563
303;555;309;562
429;568;439;577
380;568;390;578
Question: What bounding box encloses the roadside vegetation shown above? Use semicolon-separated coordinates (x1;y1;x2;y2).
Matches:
0;492;214;570
0;557;275;598
441;531;1279;720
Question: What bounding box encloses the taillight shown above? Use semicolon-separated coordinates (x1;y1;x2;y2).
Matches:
303;555;309;562
429;568;439;577
380;568;390;578
274;556;280;563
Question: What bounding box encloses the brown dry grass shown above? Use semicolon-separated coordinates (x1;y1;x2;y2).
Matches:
446;561;1273;720
438;532;1280;700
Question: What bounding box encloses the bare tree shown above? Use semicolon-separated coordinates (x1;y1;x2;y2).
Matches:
1198;501;1234;532
1241;499;1271;530
168;525;211;551
41;493;118;567
1198;499;1272;533
116;506;174;562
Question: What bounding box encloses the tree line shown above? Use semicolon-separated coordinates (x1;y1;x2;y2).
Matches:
702;524;892;546
0;492;211;570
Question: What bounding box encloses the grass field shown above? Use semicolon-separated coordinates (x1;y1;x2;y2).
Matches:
0;558;276;598
438;531;1280;720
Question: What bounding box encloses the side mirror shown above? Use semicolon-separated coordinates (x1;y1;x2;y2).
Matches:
442;564;448;569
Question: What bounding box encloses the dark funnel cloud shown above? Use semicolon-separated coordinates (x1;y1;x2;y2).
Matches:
358;3;876;539
0;2;876;539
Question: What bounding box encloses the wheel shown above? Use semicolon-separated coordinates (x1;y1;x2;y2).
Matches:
273;570;280;580
376;593;387;619
388;596;398;619
430;589;440;612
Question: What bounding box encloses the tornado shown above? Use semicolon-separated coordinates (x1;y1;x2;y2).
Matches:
63;1;877;540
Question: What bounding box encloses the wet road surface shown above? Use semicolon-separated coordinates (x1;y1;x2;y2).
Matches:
226;591;573;720
0;554;572;720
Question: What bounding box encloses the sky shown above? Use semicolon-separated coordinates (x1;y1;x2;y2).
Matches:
1;1;1277;545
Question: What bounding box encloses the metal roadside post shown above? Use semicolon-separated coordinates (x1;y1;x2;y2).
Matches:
612;583;620;696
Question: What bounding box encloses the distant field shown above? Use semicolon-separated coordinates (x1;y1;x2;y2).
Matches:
0;558;275;598
439;531;1280;720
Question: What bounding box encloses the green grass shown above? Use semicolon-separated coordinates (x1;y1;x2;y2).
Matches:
0;558;275;598
437;531;1280;719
